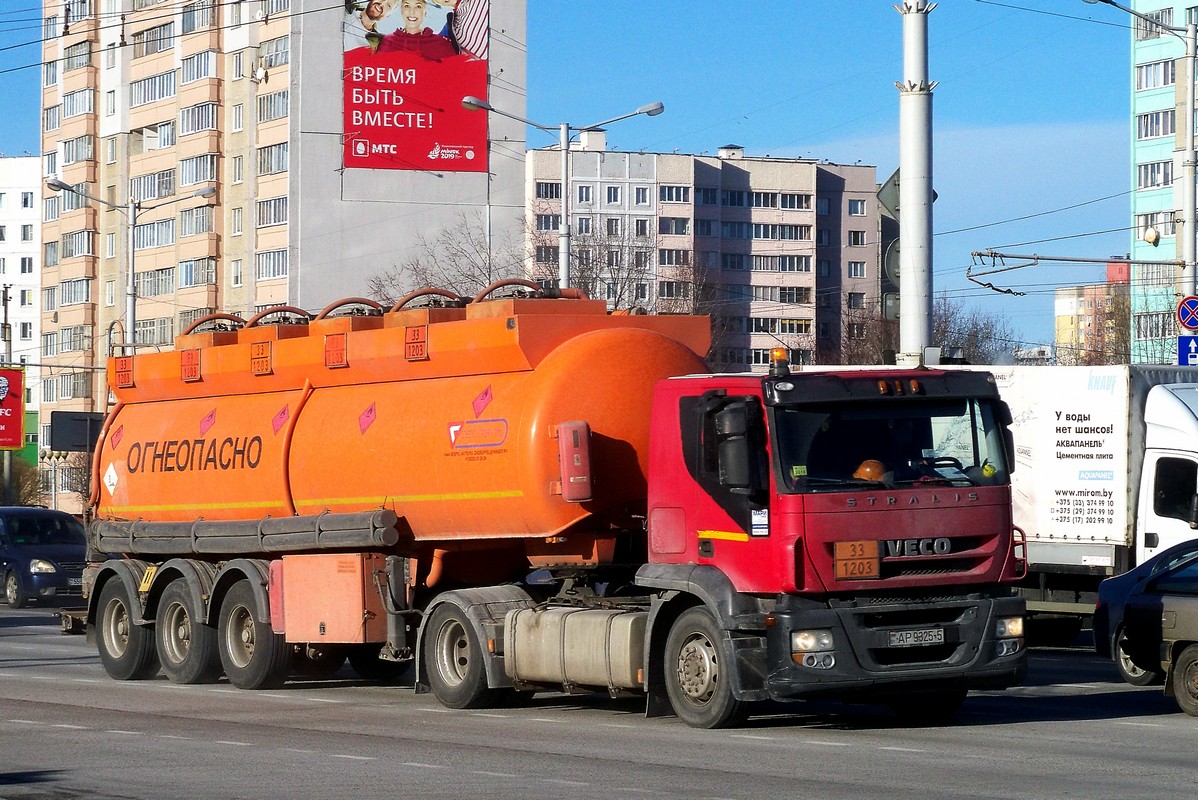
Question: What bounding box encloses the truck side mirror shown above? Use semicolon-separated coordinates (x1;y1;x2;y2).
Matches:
714;402;761;495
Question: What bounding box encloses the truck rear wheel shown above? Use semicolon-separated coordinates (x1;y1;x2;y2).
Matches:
663;607;749;729
96;579;159;681
217;579;290;690
1172;644;1198;716
156;580;221;684
422;603;505;708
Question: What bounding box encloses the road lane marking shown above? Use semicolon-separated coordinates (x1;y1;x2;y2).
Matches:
808;740;850;747
402;762;446;770
471;713;508;718
730;734;774;741
543;779;589;787
881;746;926;753
215;740;252;746
106;730;143;736
473;771;517;778
332;754;375;761
1115;721;1164;728
52;724;88;730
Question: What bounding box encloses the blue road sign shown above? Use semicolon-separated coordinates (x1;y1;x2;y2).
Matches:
1180;296;1198;331
1180;335;1198;365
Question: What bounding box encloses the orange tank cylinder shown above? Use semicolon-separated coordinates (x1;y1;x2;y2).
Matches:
93;297;711;547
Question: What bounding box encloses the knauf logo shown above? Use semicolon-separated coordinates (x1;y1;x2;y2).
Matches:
1086;374;1117;394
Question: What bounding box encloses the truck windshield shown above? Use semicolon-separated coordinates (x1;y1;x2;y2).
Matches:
771;398;1010;492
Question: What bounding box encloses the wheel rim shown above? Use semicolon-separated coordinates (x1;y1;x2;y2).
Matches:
5;574;15;605
101;596;130;659
675;630;719;706
1184;658;1198;700
224;603;255;669
1117;632;1148;679
161;601;192;665
432;617;471;687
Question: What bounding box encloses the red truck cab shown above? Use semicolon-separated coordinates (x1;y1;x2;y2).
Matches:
638;359;1027;726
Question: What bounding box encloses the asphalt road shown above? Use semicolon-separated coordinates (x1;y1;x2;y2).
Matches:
0;603;1192;800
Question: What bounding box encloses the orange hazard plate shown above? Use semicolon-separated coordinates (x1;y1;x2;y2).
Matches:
834;540;880;580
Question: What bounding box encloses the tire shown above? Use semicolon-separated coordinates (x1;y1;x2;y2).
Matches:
1172;644;1198;717
294;645;348;678
663;607;749;729
217;579;290;690
4;571;27;609
95;578;160;681
348;644;405;682
155;580;221;685
888;689;967;726
1115;627;1164;687
422;603;505;708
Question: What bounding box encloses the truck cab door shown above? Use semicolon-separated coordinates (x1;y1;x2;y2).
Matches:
1138;452;1198;564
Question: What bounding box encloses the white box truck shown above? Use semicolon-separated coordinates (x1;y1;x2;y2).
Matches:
977;365;1198;619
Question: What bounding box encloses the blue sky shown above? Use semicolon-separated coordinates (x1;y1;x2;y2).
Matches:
0;1;1136;347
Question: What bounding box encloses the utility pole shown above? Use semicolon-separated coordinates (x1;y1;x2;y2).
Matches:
2;284;12;506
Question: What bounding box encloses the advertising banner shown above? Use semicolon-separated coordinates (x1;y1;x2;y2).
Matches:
343;0;489;172
0;367;25;451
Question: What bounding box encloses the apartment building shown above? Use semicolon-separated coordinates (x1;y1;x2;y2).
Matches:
0;157;42;466
1128;2;1190;363
527;140;880;368
39;0;525;508
1053;259;1132;365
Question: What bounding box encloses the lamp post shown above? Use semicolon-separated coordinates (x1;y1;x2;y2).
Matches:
461;96;664;289
1085;0;1197;298
46;179;216;344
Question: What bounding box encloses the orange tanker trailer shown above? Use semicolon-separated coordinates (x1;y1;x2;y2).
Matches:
83;282;1027;728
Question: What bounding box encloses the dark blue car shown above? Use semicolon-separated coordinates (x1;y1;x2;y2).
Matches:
1094;537;1198;685
0;508;87;608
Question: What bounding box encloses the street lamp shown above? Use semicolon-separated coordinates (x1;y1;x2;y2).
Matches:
46;179;216;344
462;95;664;289
1084;0;1197;297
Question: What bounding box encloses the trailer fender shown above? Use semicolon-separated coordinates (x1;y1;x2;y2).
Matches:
143;559;219;623
636;564;770;716
207;558;272;627
415;586;536;693
87;559;154;631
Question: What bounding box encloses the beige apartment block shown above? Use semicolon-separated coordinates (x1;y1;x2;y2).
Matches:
527;140;881;369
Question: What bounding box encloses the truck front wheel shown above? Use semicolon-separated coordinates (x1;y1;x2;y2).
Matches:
663;607;749;729
96;579;159;681
156;580;221;684
1172;644;1198;716
217;579;290;690
422;603;506;709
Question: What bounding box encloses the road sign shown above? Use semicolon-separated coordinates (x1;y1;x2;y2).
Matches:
1180;336;1198;365
1179;296;1198;330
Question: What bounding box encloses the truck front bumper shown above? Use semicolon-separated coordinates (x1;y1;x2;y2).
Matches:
752;592;1027;703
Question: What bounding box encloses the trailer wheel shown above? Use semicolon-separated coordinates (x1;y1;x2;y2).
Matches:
1172;644;1198;716
155;580;221;684
217;579;290;690
663;607;749;729
4;571;27;609
423;603;505;708
96;579;159;681
1115;627;1164;686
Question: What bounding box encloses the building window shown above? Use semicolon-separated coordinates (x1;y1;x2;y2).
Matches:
130;168;175;202
577;185;591;204
1137;109;1176;140
260;35;290;68
658;281;690;299
1137;210;1177;238
180;102;219;135
635;186;649;205
848;261;866;278
256;197;288;228
131;23;173;58
20;225;32;242
105;90;115;116
106;137;116;164
848;230;867;247
63;88;94;117
1135;311;1171;339
180;154;218;185
606;250;622;269
44;196;59;222
134;317;174;346
60;278;91;305
255;249;289;280
232;103;244;132
751;191;777;208
106;232;115;258
660;186;691;203
535;181;561;200
105;280;115;306
606;186;620;204
721;190;745;207
231;259;244;287
659;217;689;235
781;193;811;210
63;40;92;70
779;287;811;304
847;292;866;310
182;0;216;33
180;206;214;236
233;155;244;183
130;72;176;107
133;220;175;251
1138;160;1174;190
848;198;867;216
634;218;649;237
178;257;216;287
606;217;621;237
576;216;591;235
181;50;216;83
256;90;289;123
232;207;244;235
658;249;690;267
535;214;560;232
816;198;830;215
1134;8;1173;40
1136;59;1176;91
534;245;557;264
721;253;745;271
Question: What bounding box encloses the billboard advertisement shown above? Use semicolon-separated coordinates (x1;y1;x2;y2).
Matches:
0;367;25;451
343;0;489;172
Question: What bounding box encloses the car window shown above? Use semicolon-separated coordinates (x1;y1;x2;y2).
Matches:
1152;546;1198;577
3;515;85;546
1151;557;1198;595
1153;457;1198;522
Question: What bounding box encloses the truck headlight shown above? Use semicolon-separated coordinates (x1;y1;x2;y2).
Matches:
29;559;57;574
995;616;1024;638
791;629;834;652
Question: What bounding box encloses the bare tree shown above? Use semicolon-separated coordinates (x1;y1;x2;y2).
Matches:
930;296;1017;365
366;211;527;304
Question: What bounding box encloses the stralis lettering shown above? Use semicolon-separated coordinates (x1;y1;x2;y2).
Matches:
127;436;263;474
